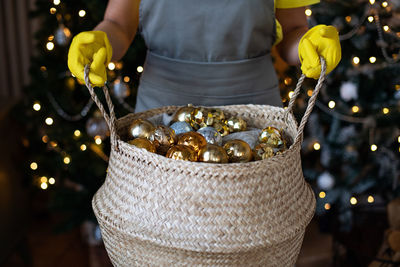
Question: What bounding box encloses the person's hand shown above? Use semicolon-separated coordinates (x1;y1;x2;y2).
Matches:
298;25;341;79
67;31;112;87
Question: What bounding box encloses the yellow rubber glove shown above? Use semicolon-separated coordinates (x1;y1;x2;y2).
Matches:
67;31;112;87
298;25;341;79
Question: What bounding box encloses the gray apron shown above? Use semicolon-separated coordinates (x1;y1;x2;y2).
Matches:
135;0;282;112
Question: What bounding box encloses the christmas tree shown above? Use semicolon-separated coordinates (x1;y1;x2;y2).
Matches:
280;0;400;233
15;0;146;231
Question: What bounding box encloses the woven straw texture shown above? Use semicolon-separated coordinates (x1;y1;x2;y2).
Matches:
86;59;326;266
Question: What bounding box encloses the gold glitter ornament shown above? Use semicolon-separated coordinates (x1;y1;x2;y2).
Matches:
253;143;285;160
191;107;209;130
213;121;230;137
226;117;247;132
259;126;285;148
128;119;156;140
150;125;177;155
223;139;253;163
166;145;197;161
177;132;207;153
128;138;156;153
209;108;225;122
198;144;229;163
172;105;195;123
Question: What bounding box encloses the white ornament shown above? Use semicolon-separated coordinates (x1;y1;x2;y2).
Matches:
340;82;358;101
317;171;335;190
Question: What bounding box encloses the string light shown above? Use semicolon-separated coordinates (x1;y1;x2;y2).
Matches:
398;136;400;143
371;144;378;151
40;176;48;183
350;197;357;205
382;1;388;7
307;89;313;96
42;135;49;143
46;42;55;51
53;0;60;5
40;66;47;72
319;191;326;198
40;183;48;190
352;106;360;113
367;195;374;203
369;56;377;63
50;7;56;14
74;130;81;137
383;25;390;32
345;16;352;23
305;9;312;16
328;101;336;109
45;117;54;125
108;62;115;70
80;144;87;151
284;77;292;85
368;16;374;23
123;76;130;83
49;177;56;184
369;0;375;4
63;156;71;164
137;66;144;73
78;10;86;17
382;107;389;114
33;102;41;111
95;136;102;145
50;141;58;147
313;142;321;150
288;91;294;99
30;162;38;170
324;203;331;210
352;56;360;65
396;85;400;90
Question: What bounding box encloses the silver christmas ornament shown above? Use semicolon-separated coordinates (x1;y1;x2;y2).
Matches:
197;127;222;146
317;171;335;190
112;79;130;99
86;111;109;139
170;121;193;135
55;25;71;46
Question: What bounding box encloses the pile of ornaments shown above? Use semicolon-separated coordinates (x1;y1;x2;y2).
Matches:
126;105;290;163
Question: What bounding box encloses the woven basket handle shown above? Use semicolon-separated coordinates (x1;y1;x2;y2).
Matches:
84;65;118;148
285;57;327;145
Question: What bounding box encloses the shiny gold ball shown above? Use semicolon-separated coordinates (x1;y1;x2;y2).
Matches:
150;125;176;153
223;139;253;163
209;108;225;122
226;117;247;132
259;126;285;148
172;105;195;123
191;107;209;130
177;132;207;152
165;145;197;161
128;138;157;153
128;119;156;140
198;144;229;163
253;143;284;160
213;121;230;137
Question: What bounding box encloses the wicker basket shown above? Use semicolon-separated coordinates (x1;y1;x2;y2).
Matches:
84;60;326;266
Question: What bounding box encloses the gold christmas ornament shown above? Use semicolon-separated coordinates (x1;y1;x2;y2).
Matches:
165;145;197;162
226;117;247;132
191;107;209;130
150;125;177;155
177;132;207;153
223;139;253;163
213;121;230;137
209;108;225;122
259;126;285;148
128;138;156;153
172;105;195;123
198;144;229;163
253;143;285;160
128;119;156;140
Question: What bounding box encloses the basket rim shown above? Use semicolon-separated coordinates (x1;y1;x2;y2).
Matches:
114;104;300;167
